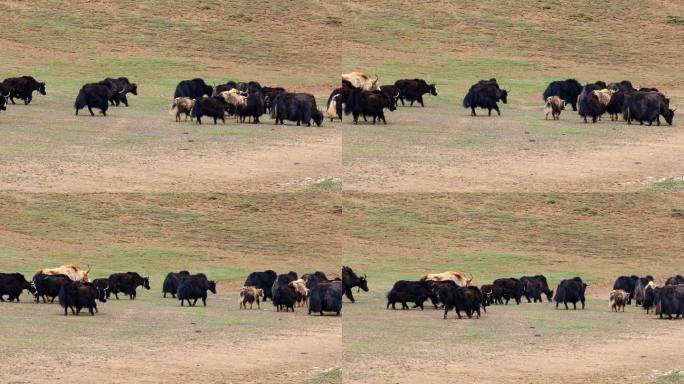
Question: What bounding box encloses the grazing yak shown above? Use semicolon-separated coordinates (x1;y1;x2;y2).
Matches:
162;270;190;298
341;71;379;91
271;271;298;312
544;96;565;120
554;277;587;310
2;76;46;105
239;286;263;309
75;83;113;116
170;97;195;122
0;272;32;302
58;281;107;316
493;278;523;305
542;79;582;111
623;91;675;126
654;284;684;319
421;271;473;287
463;79;508;116
443;286;483;319
665;275;684;286
480;284;503;305
341;266;368;303
610;289;629;312
31;273;71;303
271;92;323;126
177;273;217;307
344;88;396;124
100;77;137;106
308;280;343;316
174;78;213;99
191;95;228;124
38;265;90;282
394;79;437;107
386;280;438;310
244;270;278;301
108;272;150;300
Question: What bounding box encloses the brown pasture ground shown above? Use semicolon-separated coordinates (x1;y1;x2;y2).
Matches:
0;1;683;383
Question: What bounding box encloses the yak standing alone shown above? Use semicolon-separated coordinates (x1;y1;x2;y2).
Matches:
394;79;437;107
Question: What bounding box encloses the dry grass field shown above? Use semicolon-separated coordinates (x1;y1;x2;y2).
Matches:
1;1;683;383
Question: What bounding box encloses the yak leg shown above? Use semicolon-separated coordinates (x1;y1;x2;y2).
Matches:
471;107;477;116
494;105;501;115
202;296;207;306
9;96;15;104
419;95;424;107
192;298;198;306
87;106;95;116
114;292;119;300
488;108;492;116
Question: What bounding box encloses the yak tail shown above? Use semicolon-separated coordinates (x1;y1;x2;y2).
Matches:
622;107;630;122
326;97;338;119
169;100;178;116
271;103;278;119
74;89;87;111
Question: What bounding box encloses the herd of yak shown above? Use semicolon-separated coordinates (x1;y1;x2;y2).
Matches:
2;265;683;320
385;272;684;320
1;72;674;126
0;265;368;317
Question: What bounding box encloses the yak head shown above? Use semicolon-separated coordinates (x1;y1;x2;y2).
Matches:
312;109;324;127
37;82;46;95
96;285;109;303
664;108;676;125
429;84;438;96
128;83;138;96
356;274;369;292
499;89;509;104
208;280;217;294
142;276;151;290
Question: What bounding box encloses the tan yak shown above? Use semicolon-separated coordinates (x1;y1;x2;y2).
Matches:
341;71;379;91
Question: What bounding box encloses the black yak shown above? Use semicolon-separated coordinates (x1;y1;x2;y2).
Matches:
244;270;278;301
542;79;583;111
2;76;46;105
345;89;396;124
394;79;437;107
341;266;368;303
192;95;228;124
174;78;213;99
308;281;343;316
163;270;190;298
177;273;216;307
463;79;508;116
554;277;587;310
623;91;675;126
75;83;112;116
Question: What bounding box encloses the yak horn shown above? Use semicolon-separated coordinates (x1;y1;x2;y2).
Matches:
86;264;91;274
